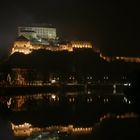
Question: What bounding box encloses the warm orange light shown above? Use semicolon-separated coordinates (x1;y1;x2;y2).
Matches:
99;53;140;63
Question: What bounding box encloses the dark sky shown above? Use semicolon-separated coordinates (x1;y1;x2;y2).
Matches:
0;0;139;58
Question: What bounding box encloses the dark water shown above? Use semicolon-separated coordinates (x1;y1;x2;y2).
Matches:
0;92;140;140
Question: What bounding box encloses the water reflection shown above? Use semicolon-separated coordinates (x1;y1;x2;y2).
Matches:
0;92;132;112
0;91;139;140
12;123;92;137
0;101;13;139
10;112;139;139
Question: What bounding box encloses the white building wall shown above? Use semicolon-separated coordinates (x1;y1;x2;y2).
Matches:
18;27;56;40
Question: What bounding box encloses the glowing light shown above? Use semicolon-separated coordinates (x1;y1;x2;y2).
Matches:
11;40;92;55
124;83;131;86
51;94;56;100
51;79;56;84
123;97;128;103
99;53;140;63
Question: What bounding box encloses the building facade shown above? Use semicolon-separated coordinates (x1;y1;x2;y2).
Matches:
18;25;57;40
71;41;92;49
11;38;92;54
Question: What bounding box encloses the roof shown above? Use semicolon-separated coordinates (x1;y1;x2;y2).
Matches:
16;35;29;41
19;23;55;28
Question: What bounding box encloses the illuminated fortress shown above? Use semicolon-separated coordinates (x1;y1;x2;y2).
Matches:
10;24;140;63
11;24;92;54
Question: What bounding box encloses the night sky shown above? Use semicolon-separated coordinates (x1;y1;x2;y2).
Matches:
0;0;139;58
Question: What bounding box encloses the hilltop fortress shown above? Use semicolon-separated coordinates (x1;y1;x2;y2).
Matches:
11;24;92;54
10;24;140;63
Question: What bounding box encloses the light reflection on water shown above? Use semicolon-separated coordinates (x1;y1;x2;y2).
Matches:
11;123;93;137
0;92;131;112
9;112;139;140
0;92;138;140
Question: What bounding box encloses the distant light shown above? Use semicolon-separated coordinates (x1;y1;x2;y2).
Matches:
51;79;56;84
87;91;91;94
103;76;108;80
51;94;56;99
124;97;128;103
124;83;127;86
124;83;131;86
